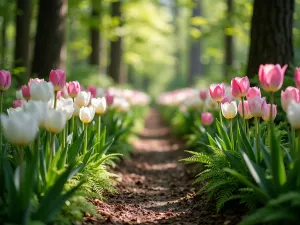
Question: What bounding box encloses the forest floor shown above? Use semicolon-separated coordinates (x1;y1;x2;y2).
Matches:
86;109;245;225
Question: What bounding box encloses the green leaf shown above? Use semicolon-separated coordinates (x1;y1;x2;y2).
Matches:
67;131;85;163
216;120;231;150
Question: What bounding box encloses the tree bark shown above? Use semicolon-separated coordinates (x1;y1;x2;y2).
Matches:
247;0;294;78
31;0;67;78
1;3;7;68
188;0;203;85
14;0;33;78
89;0;101;67
108;0;123;84
224;0;234;78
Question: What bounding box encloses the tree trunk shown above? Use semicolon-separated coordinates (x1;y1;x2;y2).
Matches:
14;0;33;79
188;0;203;85
31;0;67;78
247;0;294;78
89;0;101;67
224;0;234;78
1;3;7;68
108;0;123;84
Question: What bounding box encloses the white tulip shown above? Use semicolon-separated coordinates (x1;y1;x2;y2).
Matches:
73;103;80;116
221;101;238;119
96;88;105;97
119;99;130;112
287;101;300;129
56;98;74;120
7;107;23;117
0;112;38;145
16;89;25;100
44;109;66;134
30;81;54;102
74;91;91;107
79;106;95;124
91;97;107;115
183;97;203;109
23;100;48;126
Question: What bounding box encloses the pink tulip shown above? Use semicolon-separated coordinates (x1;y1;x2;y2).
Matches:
0;70;11;91
209;83;225;102
262;104;277;122
258;64;287;92
221;95;233;104
199;90;207;101
248;96;266;117
67;81;81;98
88;85;97;98
21;85;30;100
247;87;261;99
281;86;299;112
105;94;114;106
294;68;300;89
49;69;66;91
13;100;24;108
57;87;69;99
231;76;250;98
201;112;214;126
28;78;44;86
238;100;253;119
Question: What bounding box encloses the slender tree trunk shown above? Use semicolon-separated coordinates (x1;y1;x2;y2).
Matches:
173;0;181;79
1;2;7;68
247;0;294;78
14;0;33;80
188;0;203;85
89;0;101;67
31;0;67;78
108;0;123;83
224;0;234;78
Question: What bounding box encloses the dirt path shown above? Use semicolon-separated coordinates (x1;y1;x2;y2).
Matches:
88;109;244;225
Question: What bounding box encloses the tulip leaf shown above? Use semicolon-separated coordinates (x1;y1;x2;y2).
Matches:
237;120;256;161
98;138;115;157
259;137;271;170
67;130;84;163
216;120;231;150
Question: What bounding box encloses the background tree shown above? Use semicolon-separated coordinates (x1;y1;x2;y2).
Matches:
31;0;67;78
89;0;101;68
247;0;295;78
224;0;234;78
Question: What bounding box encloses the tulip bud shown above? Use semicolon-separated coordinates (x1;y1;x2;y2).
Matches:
262;104;277;122
0;70;11;91
74;91;91;107
1;112;38;145
13;100;24;108
91;97;107;115
56;98;74;120
67;81;81;98
231;76;250;98
30;82;54;102
281;86;299;112
246;87;261;99
258;64;287;92
221;95;233;104
49;69;66;91
57;85;69;99
209;83;225;102
44;109;66;134
221;101;238;119
201;112;214;126
199;90;207;101
238;100;253;120
105;94;114;106
87;85;97;98
21;85;31;100
79;106;95;124
248;96;266;117
287;101;300;129
294;68;300;89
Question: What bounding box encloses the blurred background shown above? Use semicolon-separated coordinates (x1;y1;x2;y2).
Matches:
0;0;299;96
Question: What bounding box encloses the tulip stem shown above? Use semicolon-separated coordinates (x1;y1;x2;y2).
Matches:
230;119;234;150
0;91;3;152
51;133;56;157
53;91;58;109
62;126;66;150
241;97;246;131
218;102;223;125
246;120;249;135
17;146;24;189
97;115;101;153
255;117;260;163
297;130;300;159
292;127;296;158
71;116;75;138
83;123;88;154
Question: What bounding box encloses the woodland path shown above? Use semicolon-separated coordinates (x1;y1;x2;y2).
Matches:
86;109;244;225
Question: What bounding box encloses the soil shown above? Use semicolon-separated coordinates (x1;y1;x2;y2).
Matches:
85;109;245;225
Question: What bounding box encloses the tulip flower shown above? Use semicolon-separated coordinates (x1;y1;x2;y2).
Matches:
21;85;31;100
248;96;266;117
295;68;300;89
74;91;91;107
49;69;66;91
199;90;208;101
16;89;25;100
105;94;114;106
258;64;287;92
91;97;107;115
238;100;253;120
281;86;299;112
29;78;44;85
57;86;69;99
0;70;11;91
57;98;74;120
246;87;261;99
201;112;214;126
30;82;54;102
0;111;38;145
67;81;81;98
44;109;67;134
184;98;203;109
79;106;95;124
88;85;97;98
209;83;225;102
221;101;238;119
262;104;277;122
287;101;300;129
23;100;49;127
221;95;233;104
13;100;24;108
231;76;250;98
7;107;23;117
73;103;80;117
